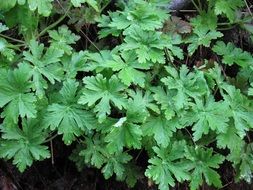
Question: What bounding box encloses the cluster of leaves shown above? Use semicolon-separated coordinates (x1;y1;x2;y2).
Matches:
0;0;253;189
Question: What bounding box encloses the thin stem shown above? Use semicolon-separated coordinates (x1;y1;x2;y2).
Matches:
0;33;25;44
197;0;202;11
50;140;55;165
244;0;253;16
191;0;201;13
44;133;58;143
56;0;100;51
100;0;111;13
37;5;71;38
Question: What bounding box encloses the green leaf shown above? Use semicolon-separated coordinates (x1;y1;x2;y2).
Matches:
71;0;99;11
152;86;176;120
49;25;80;55
120;26;182;64
105;120;142;153
181;96;230;141
27;0;53;16
79;136;107;168
161;65;209;110
43;79;96;145
4;4;38;40
108;51;151;87
98;0;168;37
227;143;253;183
0;0;53;16
249;83;253;96
23;39;64;97
186;27;223;55
185;146;225;190
222;85;253;138
78;74;127;122
62;51;86;79
191;11;218;31
128;89;160;119
216;126;244;153
0;119;50;172
0;38;15;61
0;63;37;123
145;141;190;190
102;151;132;180
0;23;9;33
142;116;176;148
212;41;253;67
83;50;114;72
0;0;16;11
213;0;244;22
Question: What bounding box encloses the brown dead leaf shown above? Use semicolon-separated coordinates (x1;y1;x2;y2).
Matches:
163;16;192;34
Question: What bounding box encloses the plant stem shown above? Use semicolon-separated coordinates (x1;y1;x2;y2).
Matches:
191;0;201;13
0;34;25;44
37;5;71;38
44;133;58;143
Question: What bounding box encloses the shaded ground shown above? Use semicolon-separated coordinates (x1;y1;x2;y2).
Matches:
1;139;253;190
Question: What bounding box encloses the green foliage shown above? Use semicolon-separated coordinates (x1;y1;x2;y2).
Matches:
0;119;50;172
0;0;253;189
0;63;37;124
43;79;97;145
78;74;127;122
48;25;80;55
71;0;99;11
23;40;64;98
185;146;224;189
211;0;244;22
182;96;230;141
161;65;209;110
145;141;190;190
213;41;253;67
0;0;53;16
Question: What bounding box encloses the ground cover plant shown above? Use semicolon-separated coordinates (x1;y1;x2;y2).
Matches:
0;0;253;189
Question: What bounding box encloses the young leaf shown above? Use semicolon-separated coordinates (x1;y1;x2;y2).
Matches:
79;136;107;168
212;0;244;22
120;27;166;64
145;141;190;190
23;39;64;97
27;0;53;16
227;143;253;183
222;85;253;138
0;23;9;33
78;74;127;122
107;51;151;87
152;86;176;120
0;63;37;124
249;83;253;96
62;51;86;79
212;41;253;67
128;89;160;117
102;151;132;180
181;96;230;141
142;116;176;148
0;119;50;172
71;0;99;11
185;146;225;190
0;38;15;61
43;79;96;145
186;27;223;55
161;65;209;110
48;25;80;55
97;0;168;37
216;126;244;152
105;121;142;153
